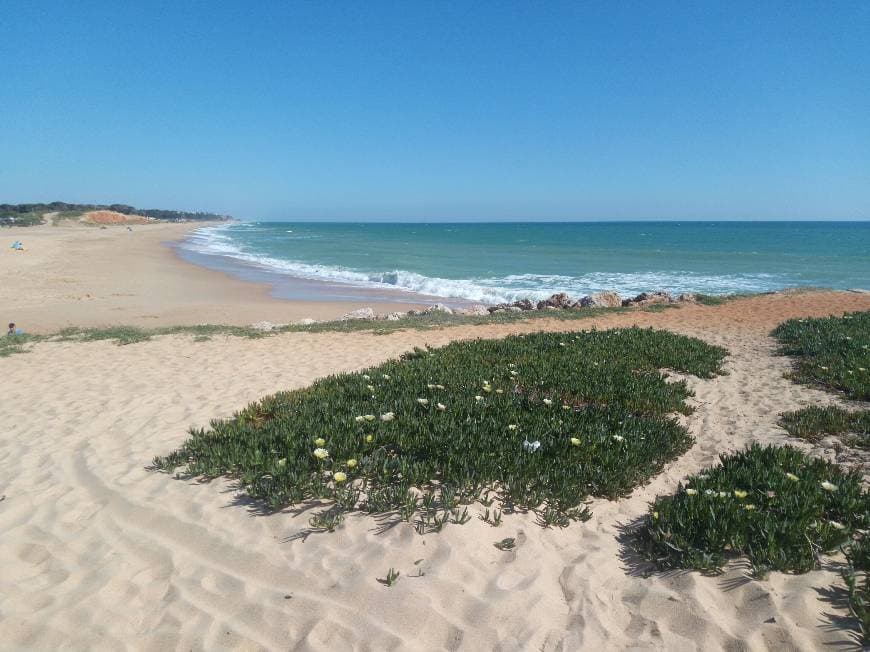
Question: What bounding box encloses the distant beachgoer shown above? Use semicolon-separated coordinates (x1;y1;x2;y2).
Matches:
7;323;16;336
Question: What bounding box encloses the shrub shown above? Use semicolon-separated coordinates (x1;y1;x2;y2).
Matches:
771;311;870;401
779;406;870;448
635;444;868;574
153;328;727;525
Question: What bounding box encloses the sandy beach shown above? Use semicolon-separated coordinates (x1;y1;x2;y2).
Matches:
0;222;427;334
2;224;870;651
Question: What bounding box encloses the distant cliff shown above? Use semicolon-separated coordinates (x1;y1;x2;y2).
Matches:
0;202;231;226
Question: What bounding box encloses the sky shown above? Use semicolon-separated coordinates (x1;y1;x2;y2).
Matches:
1;1;868;221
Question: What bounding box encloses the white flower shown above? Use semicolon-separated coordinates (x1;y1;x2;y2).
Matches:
362;374;370;380
562;404;571;411
507;424;518;431
829;520;846;530
718;491;728;498
685;488;698;496
482;383;493;393
543;399;553;406
510;370;518;377
435;384;445;389
820;481;838;492
354;415;366;423
313;448;329;460
427;383;436;389
523;439;541;452
704;489;713;495
474;395;484;402
364;414;376;422
383;374;391;380
416;398;429;406
570;437;581;446
367;384;375;392
380;412;395;422
786;472;799;482
436;403;446;411
495;389;504;394
612;435;625;442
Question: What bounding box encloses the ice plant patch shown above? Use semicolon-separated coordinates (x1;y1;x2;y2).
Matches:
154;328;727;528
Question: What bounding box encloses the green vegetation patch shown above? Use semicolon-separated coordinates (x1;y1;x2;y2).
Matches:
844;535;870;644
779;406;870;449
153;328;727;527
771;311;870;401
634;444;868;574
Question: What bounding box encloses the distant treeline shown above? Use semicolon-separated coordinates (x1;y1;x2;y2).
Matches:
0;202;231;226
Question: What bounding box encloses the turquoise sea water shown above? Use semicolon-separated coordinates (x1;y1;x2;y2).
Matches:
180;222;869;304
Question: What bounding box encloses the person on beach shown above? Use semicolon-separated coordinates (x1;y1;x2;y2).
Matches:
7;322;17;336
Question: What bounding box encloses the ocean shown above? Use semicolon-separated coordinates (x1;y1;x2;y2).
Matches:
178;221;869;304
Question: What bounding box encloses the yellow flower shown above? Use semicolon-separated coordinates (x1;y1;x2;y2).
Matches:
346;458;358;468
314;437;326;447
482;383;492;393
277;458;286;467
786;472;799;482
365;435;374;443
652;511;659;519
313;448;329;460
570;437;581;446
733;490;748;499
685;488;697;496
562;404;571;411
821;481;838;492
743;504;755;510
333;471;347;483
830;520;846;530
364;414;376;422
435;384;445;389
495;389;504;394
367;384;375;392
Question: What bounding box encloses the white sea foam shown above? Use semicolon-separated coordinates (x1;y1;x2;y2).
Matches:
181;225;790;304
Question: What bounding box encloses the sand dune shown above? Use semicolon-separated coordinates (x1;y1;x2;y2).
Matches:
2;291;869;650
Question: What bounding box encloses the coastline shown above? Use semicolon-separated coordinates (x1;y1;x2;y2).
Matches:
2;286;870;649
0;221;430;334
2;223;870;648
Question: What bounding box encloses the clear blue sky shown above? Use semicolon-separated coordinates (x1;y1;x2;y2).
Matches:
2;1;868;221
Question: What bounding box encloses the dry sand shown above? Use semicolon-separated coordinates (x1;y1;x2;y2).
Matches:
0;221;425;333
2;223;870;650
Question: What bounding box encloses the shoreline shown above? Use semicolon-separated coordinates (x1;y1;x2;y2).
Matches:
0;221;430;334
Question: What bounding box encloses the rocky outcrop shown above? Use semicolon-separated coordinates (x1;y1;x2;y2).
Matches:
622;291;675;307
456;304;490;316
341;307;376;321
536;293;575;310
423;303;453;315
582;291;623;308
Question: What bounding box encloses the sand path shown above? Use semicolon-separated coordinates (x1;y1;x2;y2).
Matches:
2;291;869;650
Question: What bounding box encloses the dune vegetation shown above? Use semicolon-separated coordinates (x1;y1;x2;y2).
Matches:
634;444;867;575
153;328;727;529
772;311;870;401
779;406;869;449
